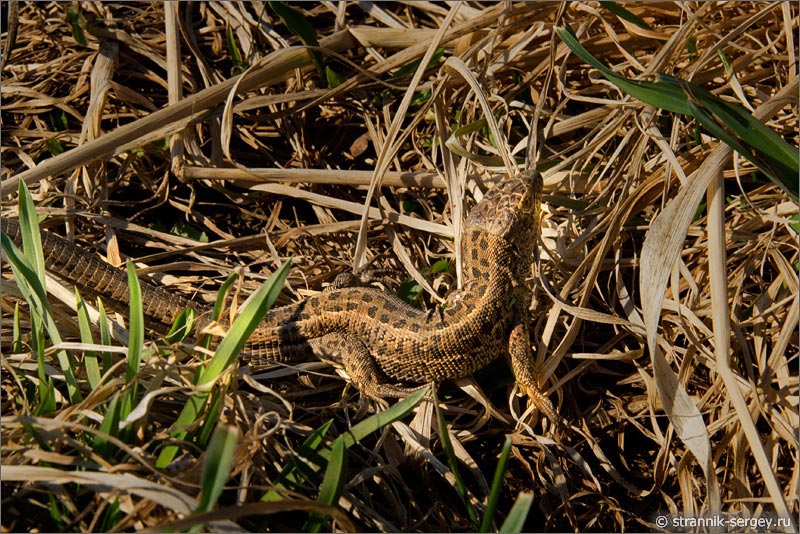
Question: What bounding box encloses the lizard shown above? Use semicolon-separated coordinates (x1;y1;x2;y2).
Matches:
1;170;559;423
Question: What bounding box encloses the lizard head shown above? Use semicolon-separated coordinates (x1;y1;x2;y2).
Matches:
466;170;541;252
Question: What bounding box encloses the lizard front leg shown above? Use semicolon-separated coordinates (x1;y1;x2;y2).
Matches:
508;320;560;425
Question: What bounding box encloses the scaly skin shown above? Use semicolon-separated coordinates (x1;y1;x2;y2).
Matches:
2;170;558;422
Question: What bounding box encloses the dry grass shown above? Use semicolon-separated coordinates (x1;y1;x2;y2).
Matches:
1;2;797;532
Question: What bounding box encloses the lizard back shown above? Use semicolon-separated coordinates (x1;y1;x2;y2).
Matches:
246;171;542;384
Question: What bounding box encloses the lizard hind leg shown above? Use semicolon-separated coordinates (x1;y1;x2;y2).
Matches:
310;333;426;400
508;321;561;426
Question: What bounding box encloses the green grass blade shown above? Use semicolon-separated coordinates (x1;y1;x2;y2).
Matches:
479;436;513;532
2;234;50;409
16;185;46;281
114;261;145;442
601;1;655;31
124;261;144;383
155;393;207;469
1;234;42;314
75;288;101;390
96;298;113;374
212;272;239;322
156;260;292;469
34;375;57;415
392;47;445;79
94;393;120;458
11;182;82;402
22;420;52;451
165;307;196;345
12;303;22;353
498;492;533;533
304;436;347;533
1;226;80;405
433;387;479;529
680;81;799;200
339;386;429;448
262;390;428;503
225;25;248;71
197;385;226;448
557;25;690;114
194;425;239;519
65;5;87;46
97;497;121;532
199;260;291;383
47;493;66;529
196;272;239;352
557;24;799;201
262;419;334;502
268;1;327;86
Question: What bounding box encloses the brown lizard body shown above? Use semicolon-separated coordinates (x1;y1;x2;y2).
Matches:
2;170;558;421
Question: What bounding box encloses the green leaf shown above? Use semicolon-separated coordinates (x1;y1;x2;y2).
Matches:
304;437;347;532
429;259;450;274
4;184;82;403
124;261;144;384
225;25;248;72
498;492;533;533
94;394;120;458
165;307;195;345
1;236;50;405
680;79;798;200
717;49;732;72
686;35;697;61
45;139;64;157
194;425;239;518
557;25;690;114
556;24;799;201
339;387;428;448
11;303;22;354
601;1;655;31
447;118;509;166
269;1;327;86
325;66;345;88
22;420;52;451
410;88;432;106
392;47;445;79
49;109;69;131
17;186;46;281
48;493;65;529
34;378;57;416
398;277;424;305
97;497;121;532
263;389;428;503
480;437;513;532
96;298;113;374
152;220;209;243
156;260;292;469
76;289;101;390
263;420;333;502
433;387;479;529
197;385;225;448
213;272;240;319
66;5;87;46
155;393;207;469
200;260;291;382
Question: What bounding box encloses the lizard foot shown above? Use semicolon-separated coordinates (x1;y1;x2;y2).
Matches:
509;321;562;427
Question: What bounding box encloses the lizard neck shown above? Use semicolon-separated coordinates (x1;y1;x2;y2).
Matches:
461;226;527;288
